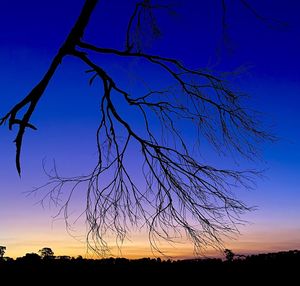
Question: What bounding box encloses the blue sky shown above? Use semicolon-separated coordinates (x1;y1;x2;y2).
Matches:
0;0;300;258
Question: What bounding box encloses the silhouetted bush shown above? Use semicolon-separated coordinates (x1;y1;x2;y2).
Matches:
0;250;299;284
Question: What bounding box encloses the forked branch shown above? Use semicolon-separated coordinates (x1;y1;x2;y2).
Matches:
3;0;274;255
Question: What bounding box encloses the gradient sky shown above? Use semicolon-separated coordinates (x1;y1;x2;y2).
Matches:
0;0;300;259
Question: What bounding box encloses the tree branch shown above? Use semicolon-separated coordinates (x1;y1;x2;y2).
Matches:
3;0;275;256
0;0;98;175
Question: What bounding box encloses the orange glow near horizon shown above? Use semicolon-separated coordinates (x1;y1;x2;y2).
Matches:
2;185;300;260
3;226;300;259
1;0;300;264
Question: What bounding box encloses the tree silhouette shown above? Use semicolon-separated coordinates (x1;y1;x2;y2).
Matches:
1;0;274;254
21;253;41;262
0;246;6;259
39;247;54;259
224;249;235;262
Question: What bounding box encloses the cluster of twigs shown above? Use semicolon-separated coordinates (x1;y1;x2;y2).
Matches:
1;0;274;255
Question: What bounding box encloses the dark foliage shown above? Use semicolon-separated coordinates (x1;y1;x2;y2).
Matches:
0;250;299;284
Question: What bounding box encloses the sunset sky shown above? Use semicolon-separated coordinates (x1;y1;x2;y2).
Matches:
0;0;300;259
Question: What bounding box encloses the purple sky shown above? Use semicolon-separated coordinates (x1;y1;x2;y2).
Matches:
0;0;300;258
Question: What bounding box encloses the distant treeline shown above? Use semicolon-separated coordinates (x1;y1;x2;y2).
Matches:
0;249;299;283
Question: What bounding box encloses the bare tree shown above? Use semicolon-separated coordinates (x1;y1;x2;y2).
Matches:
1;0;274;255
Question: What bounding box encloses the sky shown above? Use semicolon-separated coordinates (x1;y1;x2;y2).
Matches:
0;0;300;259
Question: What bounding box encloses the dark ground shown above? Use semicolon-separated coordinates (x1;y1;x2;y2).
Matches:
0;250;299;284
